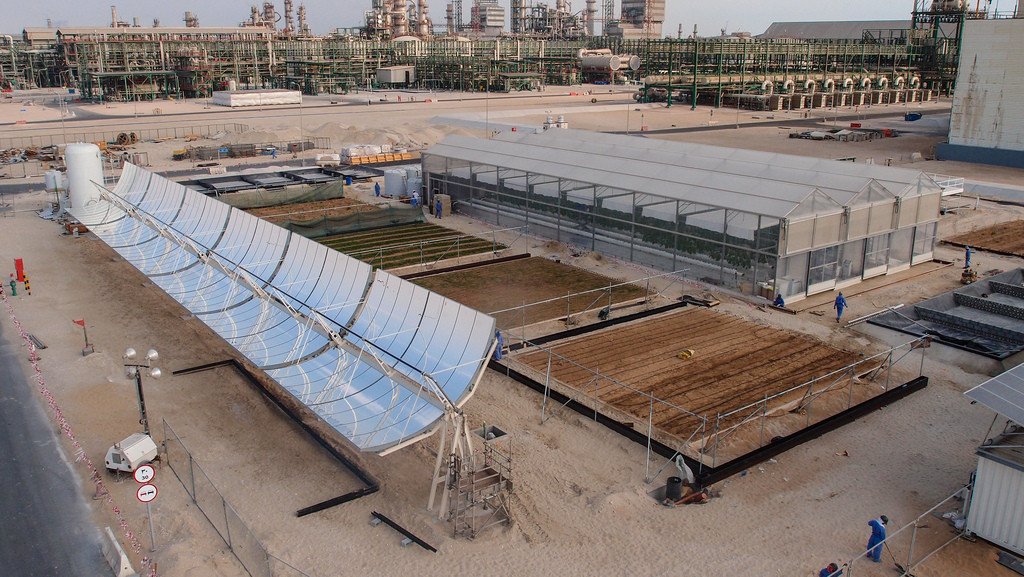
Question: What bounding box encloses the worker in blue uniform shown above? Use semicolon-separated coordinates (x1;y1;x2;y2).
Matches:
493;330;503;360
964;246;972;269
819;562;842;577
773;293;785;308
867;515;888;562
833;292;848;323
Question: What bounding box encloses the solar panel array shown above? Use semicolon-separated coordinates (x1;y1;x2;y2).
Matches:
966;362;1024;427
71;164;496;454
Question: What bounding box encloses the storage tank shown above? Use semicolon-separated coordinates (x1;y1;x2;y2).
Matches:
405;166;422;196
618;55;641;71
65;143;104;209
581;54;622;71
44;170;63;192
384;169;408;197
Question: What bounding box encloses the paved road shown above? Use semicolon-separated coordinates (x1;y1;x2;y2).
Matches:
0;320;108;576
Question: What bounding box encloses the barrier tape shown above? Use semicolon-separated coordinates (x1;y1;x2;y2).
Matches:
1;290;156;576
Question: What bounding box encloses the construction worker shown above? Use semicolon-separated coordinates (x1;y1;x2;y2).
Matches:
493;330;503;360
867;515;888;562
435;198;442;219
773;293;785;308
964;246;973;269
833;292;848;323
374;182;381;197
819;562;843;577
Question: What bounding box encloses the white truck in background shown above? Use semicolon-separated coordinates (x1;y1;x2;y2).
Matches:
105;433;158;473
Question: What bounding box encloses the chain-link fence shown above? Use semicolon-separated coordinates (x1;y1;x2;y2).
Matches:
162;419;312;577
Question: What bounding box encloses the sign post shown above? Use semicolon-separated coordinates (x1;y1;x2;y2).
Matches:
134;465;157;551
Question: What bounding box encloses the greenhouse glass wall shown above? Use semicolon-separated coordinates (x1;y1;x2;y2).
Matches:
422;130;958;302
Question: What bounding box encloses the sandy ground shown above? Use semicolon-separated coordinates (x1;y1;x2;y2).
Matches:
2;88;1024;577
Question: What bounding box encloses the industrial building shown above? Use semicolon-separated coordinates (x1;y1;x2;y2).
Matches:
422;129;961;301
0;0;986;100
938;18;1024;168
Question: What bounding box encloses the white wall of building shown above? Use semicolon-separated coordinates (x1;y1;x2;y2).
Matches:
948;20;1024;152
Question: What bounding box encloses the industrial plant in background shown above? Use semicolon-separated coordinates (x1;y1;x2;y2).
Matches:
1;0;1013;103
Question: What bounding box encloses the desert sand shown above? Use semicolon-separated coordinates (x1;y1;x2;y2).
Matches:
1;87;1023;577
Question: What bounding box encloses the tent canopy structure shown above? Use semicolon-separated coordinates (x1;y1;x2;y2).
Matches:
70;163;496;455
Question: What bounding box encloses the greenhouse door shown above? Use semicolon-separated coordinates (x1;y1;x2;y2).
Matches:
806;245;839;295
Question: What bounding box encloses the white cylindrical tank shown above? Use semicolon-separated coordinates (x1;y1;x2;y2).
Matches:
384;169;407;197
44;170;63;192
618;55;641;71
228;79;237;91
581;55;621;71
65;143;104;209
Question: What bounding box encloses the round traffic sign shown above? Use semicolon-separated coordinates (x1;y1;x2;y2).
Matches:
136;483;158;503
133;464;155;484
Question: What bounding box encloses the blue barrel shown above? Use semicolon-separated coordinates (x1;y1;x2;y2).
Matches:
345;176;352;185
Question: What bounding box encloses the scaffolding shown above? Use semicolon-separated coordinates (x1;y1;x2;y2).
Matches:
448;425;513;539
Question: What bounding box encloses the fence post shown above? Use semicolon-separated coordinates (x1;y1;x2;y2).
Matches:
848;368;855;409
885;350;892;391
566;291;570;328
710;415;721;468
759;393;768;447
645;395;654;483
593;370;599;421
919;341;926;376
907;522;918;571
188;455;197;502
541;353;552;423
806;380;813;426
223;499;232;549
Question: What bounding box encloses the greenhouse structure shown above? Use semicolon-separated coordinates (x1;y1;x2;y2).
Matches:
422;129;961;301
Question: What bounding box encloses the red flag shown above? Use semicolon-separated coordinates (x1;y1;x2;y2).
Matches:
72;319;85;327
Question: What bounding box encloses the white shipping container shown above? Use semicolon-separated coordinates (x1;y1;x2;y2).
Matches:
967;453;1024;556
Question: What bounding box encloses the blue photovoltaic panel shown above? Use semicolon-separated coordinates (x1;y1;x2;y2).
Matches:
71;164;496;453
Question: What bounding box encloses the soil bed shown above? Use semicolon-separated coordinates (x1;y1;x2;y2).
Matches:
320;222;505;269
511;308;862;443
410;256;647;327
245;197;375;221
947;220;1024;258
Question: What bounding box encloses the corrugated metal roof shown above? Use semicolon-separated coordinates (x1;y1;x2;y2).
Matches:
966;362;1024;427
426;129;940;220
758;20;908;39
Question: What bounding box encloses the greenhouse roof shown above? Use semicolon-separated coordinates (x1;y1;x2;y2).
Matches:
426;129;942;220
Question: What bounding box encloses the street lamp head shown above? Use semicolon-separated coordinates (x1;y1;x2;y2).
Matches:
124;347;137;360
145;349;159;362
148;367;162;379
